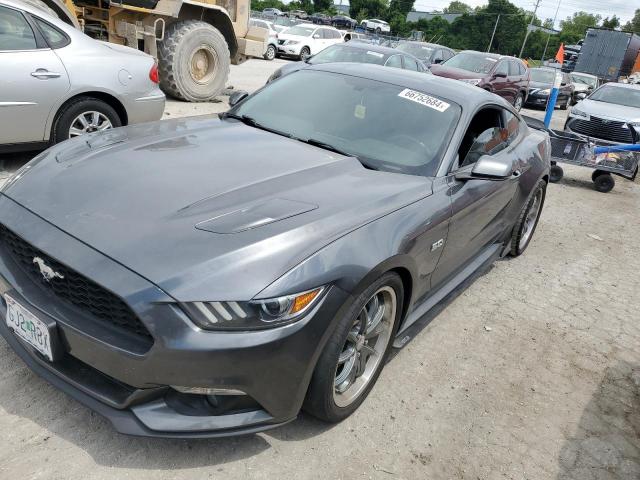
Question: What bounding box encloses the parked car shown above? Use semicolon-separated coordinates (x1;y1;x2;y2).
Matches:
525;68;573;110
565;82;640;144
569;72;598;103
344;32;368;42
309;12;331;25
262;7;284;17
0;62;549;438
277;24;343;61
361;18;390;34
430;51;530;111
395;41;455;69
331;14;356;29
285;9;308;20
249;18;280;60
0;0;164;152
267;41;428;83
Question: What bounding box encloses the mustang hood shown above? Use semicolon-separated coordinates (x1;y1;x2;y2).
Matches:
3;116;432;301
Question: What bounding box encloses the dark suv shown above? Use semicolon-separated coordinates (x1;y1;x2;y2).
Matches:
430;51;530;110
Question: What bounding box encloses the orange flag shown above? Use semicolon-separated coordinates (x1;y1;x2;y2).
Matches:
555;43;565;64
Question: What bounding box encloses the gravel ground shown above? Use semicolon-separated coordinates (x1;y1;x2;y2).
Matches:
0;59;638;480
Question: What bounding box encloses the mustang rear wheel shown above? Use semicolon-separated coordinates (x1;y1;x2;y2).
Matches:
304;272;403;422
509;180;546;256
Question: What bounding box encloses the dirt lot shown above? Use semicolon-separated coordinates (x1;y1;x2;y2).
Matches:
0;59;638;480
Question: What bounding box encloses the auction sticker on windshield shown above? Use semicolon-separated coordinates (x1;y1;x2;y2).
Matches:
398;89;450;112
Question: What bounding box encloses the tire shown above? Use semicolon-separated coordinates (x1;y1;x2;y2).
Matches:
264;44;276;61
513;93;524;111
158;20;230;102
509;180;546;256
549;164;564;183
299;46;311;61
304;272;404;423
591;169;605;182
375;27;381;34
593;173;615;193
560;96;569;110
52;96;121;144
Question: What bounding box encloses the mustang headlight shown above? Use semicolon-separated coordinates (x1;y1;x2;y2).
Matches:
460;78;481;86
182;286;326;330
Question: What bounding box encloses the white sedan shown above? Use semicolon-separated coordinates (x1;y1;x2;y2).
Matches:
276;24;344;61
0;0;164;152
361;19;391;34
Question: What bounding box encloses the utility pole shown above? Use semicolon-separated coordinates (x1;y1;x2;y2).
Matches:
519;0;542;58
541;0;562;63
487;14;501;52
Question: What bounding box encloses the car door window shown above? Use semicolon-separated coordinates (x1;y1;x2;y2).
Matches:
494;61;509;76
444;49;454;61
403;56;419;71
0;6;37;51
432;49;444;63
33;17;69;49
384;54;403;69
457;107;506;168
502;109;521;145
508;61;521;77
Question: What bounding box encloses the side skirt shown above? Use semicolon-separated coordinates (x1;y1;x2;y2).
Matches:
393;243;502;349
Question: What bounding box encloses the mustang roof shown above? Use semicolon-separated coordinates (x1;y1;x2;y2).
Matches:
305;62;501;108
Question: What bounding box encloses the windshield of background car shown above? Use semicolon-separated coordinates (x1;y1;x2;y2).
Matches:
232;70;461;176
589;86;640;108
570;73;596;88
310;45;388;65
284;26;314;36
443;53;497;74
396;43;433;60
530;69;555;83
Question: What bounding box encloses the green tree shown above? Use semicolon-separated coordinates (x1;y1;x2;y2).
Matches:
313;0;333;13
601;16;620;29
559;12;601;43
350;0;388;21
623;9;640;33
542;18;554;30
443;1;472;14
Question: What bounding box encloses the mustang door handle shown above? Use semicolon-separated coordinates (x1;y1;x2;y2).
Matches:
31;70;62;79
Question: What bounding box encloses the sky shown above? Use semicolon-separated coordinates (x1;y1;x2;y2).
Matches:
330;0;637;28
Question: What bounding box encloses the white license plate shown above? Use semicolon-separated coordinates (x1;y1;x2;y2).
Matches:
5;294;53;361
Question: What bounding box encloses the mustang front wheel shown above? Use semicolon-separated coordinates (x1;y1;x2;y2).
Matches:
304;272;403;422
509;180;546;256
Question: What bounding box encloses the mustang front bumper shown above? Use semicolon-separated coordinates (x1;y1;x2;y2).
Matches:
0;195;349;438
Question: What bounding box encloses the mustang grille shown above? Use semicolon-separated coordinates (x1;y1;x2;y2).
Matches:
567;116;635;144
0;225;153;343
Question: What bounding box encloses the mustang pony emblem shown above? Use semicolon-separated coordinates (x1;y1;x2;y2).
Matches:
33;257;64;282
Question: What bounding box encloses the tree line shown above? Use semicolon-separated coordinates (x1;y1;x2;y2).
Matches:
252;0;640;61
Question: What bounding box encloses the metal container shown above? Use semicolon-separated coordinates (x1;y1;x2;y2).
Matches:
574;28;640;82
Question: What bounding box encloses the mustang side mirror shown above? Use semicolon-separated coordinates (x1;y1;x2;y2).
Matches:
455;155;513;181
228;90;249;107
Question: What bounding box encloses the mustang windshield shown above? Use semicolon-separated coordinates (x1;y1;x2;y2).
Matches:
589;85;640;108
230;70;461;176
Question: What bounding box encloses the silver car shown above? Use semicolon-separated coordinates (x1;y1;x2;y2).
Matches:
565;82;640;144
249;18;279;61
0;0;165;152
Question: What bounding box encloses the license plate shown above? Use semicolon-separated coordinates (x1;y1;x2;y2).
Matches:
5;294;53;361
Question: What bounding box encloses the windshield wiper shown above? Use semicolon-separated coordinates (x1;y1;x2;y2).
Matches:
298;138;378;170
222;112;293;138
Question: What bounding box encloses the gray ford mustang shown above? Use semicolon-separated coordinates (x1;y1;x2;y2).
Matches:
0;63;550;438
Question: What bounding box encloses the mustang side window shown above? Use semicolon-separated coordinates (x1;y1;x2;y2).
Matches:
457;108;508;168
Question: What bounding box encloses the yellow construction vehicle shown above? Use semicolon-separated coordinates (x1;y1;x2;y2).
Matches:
36;0;267;101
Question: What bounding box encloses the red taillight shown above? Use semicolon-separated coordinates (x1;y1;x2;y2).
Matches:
149;63;159;84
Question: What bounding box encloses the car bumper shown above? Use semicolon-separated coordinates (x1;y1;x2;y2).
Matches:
0;196;349;437
126;91;165;125
277;44;303;56
524;94;549;107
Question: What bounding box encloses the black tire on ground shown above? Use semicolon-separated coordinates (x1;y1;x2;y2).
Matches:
158;20;230;102
509;179;547;257
52;96;121;144
591;169;605;182
593;173;615;193
264;44;276;61
549;164;564;183
303;272;404;423
513;93;524;111
299;46;311;61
